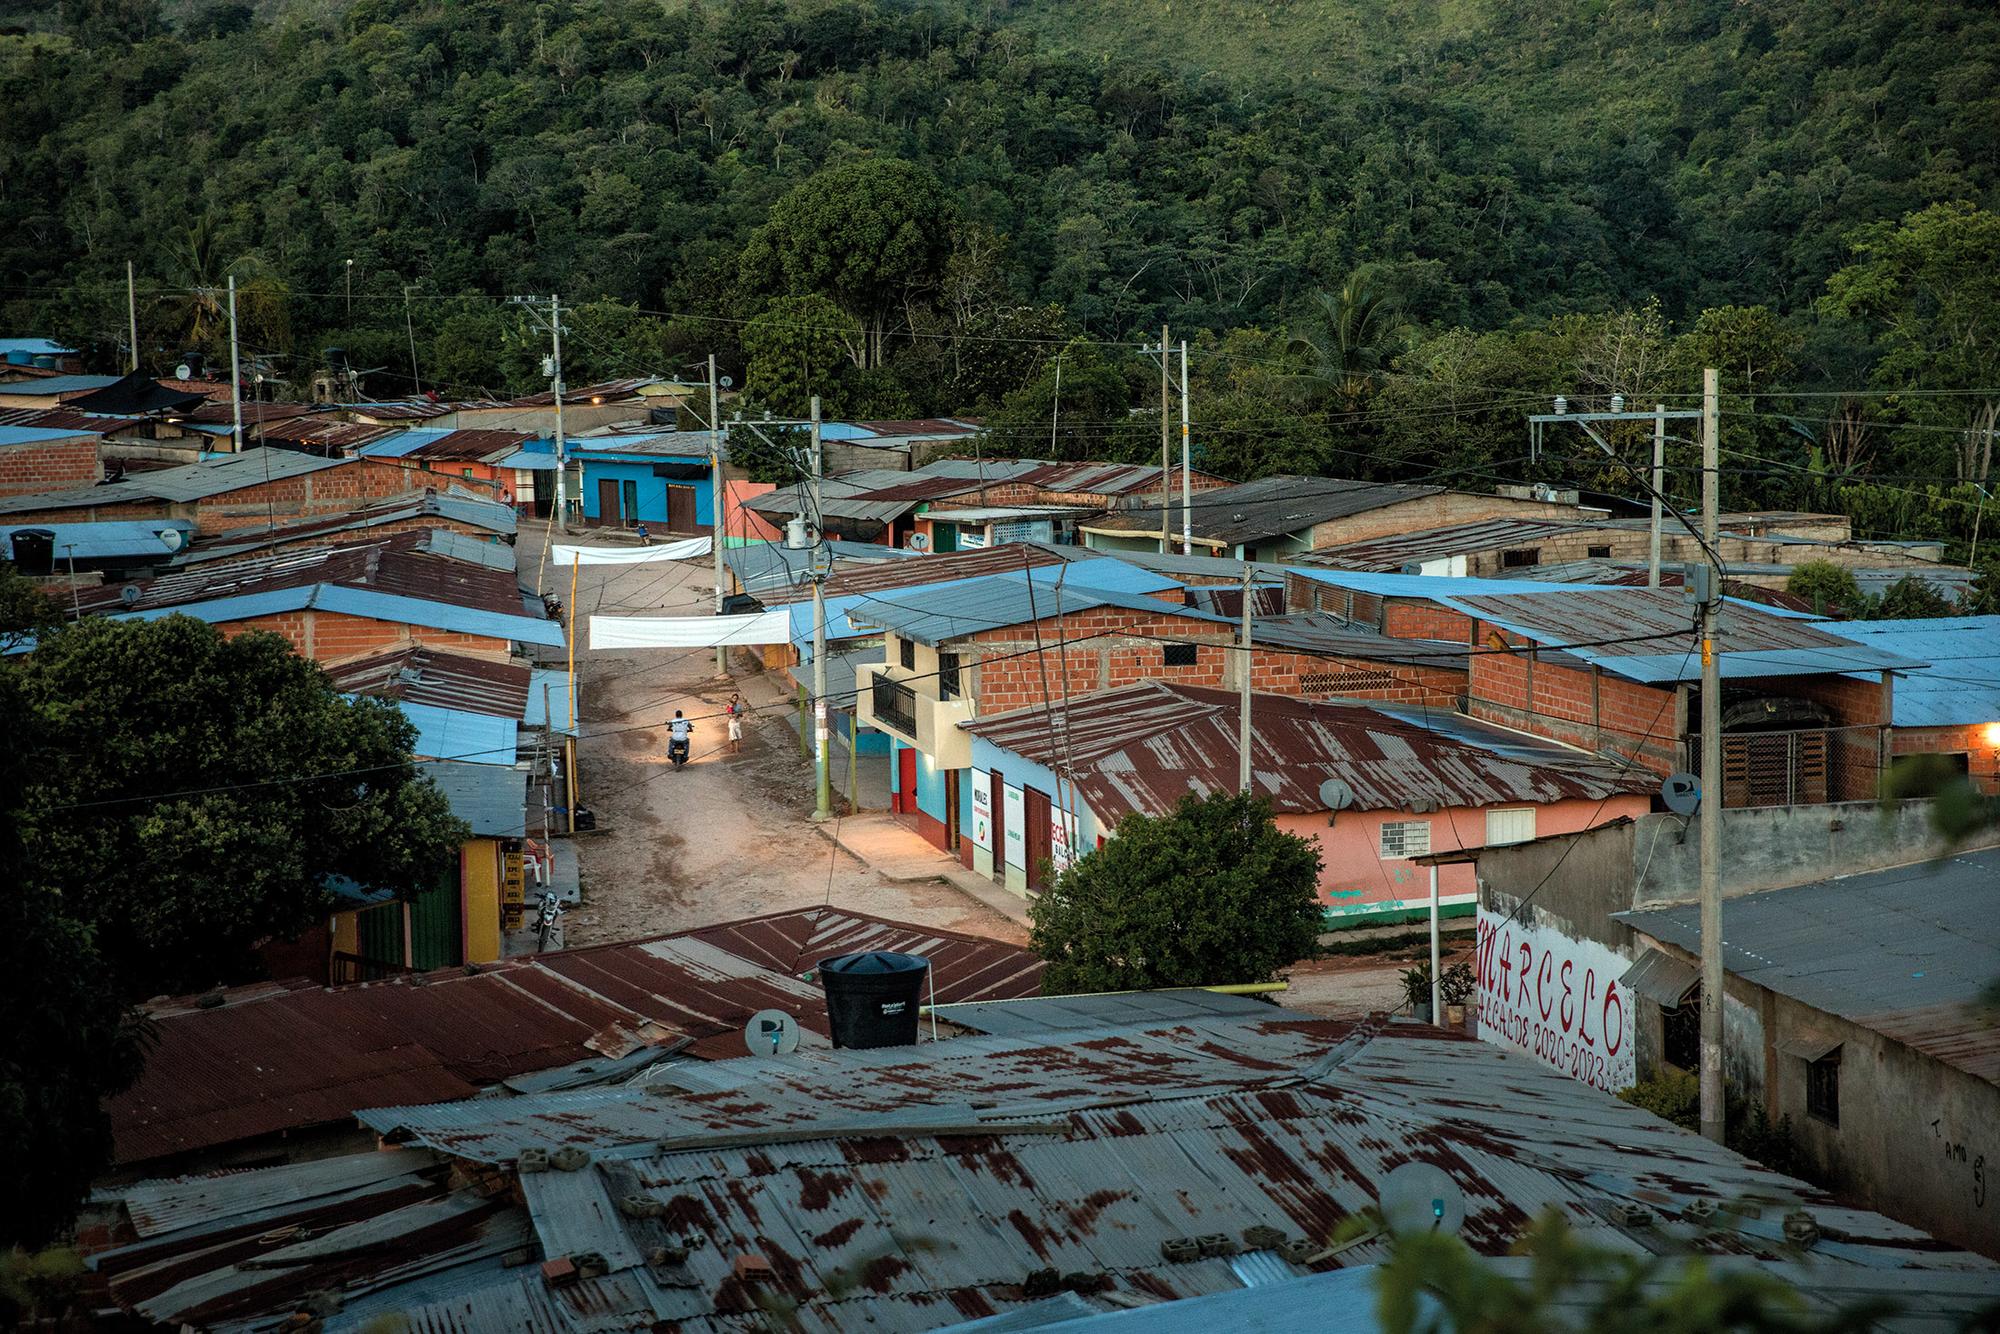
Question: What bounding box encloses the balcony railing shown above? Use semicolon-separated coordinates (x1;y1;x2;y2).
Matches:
1683;725;1884;808
873;675;919;738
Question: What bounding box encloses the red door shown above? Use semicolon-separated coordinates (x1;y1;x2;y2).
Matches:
989;769;1005;882
897;747;918;817
1024;786;1053;893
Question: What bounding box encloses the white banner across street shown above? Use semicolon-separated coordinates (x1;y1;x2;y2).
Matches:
589;608;793;649
552;536;712;565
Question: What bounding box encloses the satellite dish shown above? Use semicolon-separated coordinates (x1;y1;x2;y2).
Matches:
745;1009;800;1058
118;584;144;606
157;528;186;552
906;532;931;552
1378;1161;1466;1237
1317;778;1356;811
719;375;735;389
1662;772;1701;816
174;363;192;380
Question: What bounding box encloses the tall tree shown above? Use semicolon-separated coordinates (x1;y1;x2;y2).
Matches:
738;158;955;370
1289;267;1411;413
1030;793;1323;995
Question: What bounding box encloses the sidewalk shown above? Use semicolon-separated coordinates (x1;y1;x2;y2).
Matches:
816;813;1033;929
741;663;890;811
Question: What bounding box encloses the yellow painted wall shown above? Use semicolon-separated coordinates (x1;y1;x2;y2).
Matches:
331;909;358;956
461;837;502;964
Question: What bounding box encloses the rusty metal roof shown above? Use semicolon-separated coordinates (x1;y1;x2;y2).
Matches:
963;681;1652;820
1440;588;1925;683
176;489;516;564
0;406;133;432
756;542;1078;605
402;428;538;462
107;907;1041;1166
1307;518;1602;570
1085;476;1445;545
1616;850;2000;1087
324;644;533;718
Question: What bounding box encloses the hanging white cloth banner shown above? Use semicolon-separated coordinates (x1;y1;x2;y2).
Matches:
552;536;712;565
590;608;793;649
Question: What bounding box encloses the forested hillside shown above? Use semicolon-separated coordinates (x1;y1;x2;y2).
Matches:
3;0;1998;548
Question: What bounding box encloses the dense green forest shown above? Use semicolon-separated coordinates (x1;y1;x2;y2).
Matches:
3;0;1998;551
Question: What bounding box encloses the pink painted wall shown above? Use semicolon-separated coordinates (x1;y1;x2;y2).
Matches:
723;479;783;544
1281;793;1652;918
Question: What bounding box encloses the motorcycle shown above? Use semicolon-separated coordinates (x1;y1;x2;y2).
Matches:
669;724;693;770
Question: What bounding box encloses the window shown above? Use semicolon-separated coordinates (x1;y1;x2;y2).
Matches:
938;651;962;700
1662;994;1700;1072
1587;544;1612;558
1500;547;1541;568
1807;1048;1842;1126
1379;820;1431;859
1162;643;1198;667
898;638;916;671
1302;669;1395;695
1485;808;1536;846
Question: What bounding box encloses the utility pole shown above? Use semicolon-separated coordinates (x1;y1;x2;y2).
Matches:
344;259;353;315
1648;404;1666;589
1158;323;1171;555
1237;565;1253;794
1179;338;1192;555
226;275;244;454
810;396;832;822
404;286;422;397
550;295;568;533
126;261;139;372
1698;366;1725;1145
710;353;727;674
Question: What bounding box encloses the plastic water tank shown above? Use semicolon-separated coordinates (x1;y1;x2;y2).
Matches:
9;528;55;575
818;951;931;1049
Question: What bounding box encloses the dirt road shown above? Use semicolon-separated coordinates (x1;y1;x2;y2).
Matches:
523;528;1026;948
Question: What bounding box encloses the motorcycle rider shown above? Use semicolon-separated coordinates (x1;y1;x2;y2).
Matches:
667;710;693;767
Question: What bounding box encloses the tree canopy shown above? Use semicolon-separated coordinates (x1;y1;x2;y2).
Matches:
1029;792;1324;995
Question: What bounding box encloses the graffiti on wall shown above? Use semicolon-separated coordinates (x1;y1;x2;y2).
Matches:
1475;907;1636;1092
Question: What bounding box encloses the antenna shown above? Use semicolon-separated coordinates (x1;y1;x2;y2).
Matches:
1317;778;1356;811
1661;772;1701;816
744;1009;801;1058
1378;1161;1466;1237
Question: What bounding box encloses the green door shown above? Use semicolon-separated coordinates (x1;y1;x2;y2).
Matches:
409;876;463;971
356;901;404;979
933;522;957;553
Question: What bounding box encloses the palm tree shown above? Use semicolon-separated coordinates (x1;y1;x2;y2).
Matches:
1289;266;1409;413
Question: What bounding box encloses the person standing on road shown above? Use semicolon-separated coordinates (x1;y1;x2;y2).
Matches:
727;693;744;753
635;521;651;546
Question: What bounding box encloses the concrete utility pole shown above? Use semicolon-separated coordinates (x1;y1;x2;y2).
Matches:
226;274;244;454
550;295;568;533
1159;323;1171;554
810;396;832;822
126;260;139;372
1237;565;1253;794
1699;366;1725;1145
709;353;727;674
1179;338;1192;555
1648;404;1666;589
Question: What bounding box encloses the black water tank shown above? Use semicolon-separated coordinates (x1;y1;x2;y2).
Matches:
818;951;930;1049
9;528;54;575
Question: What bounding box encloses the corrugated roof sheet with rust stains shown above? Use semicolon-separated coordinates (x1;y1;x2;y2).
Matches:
963;681;1652;820
1084;476;1446;545
324;644;533;718
106;907;1042;1166
1616;849;2000;1087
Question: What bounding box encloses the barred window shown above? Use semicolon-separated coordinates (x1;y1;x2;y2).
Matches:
1379;820;1431;859
1162;643;1198;667
1302;669;1395;695
1807;1049;1841;1126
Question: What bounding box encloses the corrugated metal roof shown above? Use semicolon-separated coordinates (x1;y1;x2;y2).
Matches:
0;373;119;396
848;571;1218;646
963;681;1652;821
176;490;517;564
1829;616;2000;727
1252;612;1469;670
0;337;76;356
0;519;191;561
724;539;917;596
337;647;530;717
357;427;454;458
0;445;355;513
931;988;1280;1037
1084;476;1444;545
1615;849;2000;1086
1617;947;1700;1006
1438;588;1925;683
755;542;1077;606
524;667;579;735
0;424;100;447
422;760;528;835
0;406;130;432
390;702;522;766
1307;518;1601;570
106;908;1042;1165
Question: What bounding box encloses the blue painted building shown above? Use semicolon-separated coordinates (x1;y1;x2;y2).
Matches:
572;431;719;533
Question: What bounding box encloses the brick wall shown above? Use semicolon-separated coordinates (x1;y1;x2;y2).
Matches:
219;610;512;664
1382;602;1473;640
1468;635;1681;775
0;436;100;498
1250;649;1464;705
196;460;491;532
1307;492;1587;549
1894;723;2000;794
1761;672;1890;729
968;608;1236;713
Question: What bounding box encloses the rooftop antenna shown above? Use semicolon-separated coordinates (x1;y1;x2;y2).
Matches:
1378;1161;1466;1237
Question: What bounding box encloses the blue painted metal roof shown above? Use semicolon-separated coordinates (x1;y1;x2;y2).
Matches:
356;428;452;459
524;668;578;736
2;520;191;561
419;761;527;836
493;448;559;470
0;425;99;446
99;586;566;649
0;374;119;397
392;700;520;766
846;571;1226;646
1285;566;1624;599
0;338;78;357
1832;616;2000;727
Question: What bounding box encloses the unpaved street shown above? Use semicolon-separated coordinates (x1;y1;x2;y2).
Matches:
521;528;1027;948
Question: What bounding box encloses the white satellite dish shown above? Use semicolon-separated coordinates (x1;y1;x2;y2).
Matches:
906;532;931;552
745;1009;801;1058
1662;772;1701;816
175;363;192;381
157;528;186;552
1317;778;1356;811
1378;1161;1466;1237
719;375;735;389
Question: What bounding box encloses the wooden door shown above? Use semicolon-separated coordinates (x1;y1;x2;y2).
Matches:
1024;786;1052;893
596;478;621;526
989;769;1005;882
944;769;961;853
666;484;696;533
897;746;918;816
